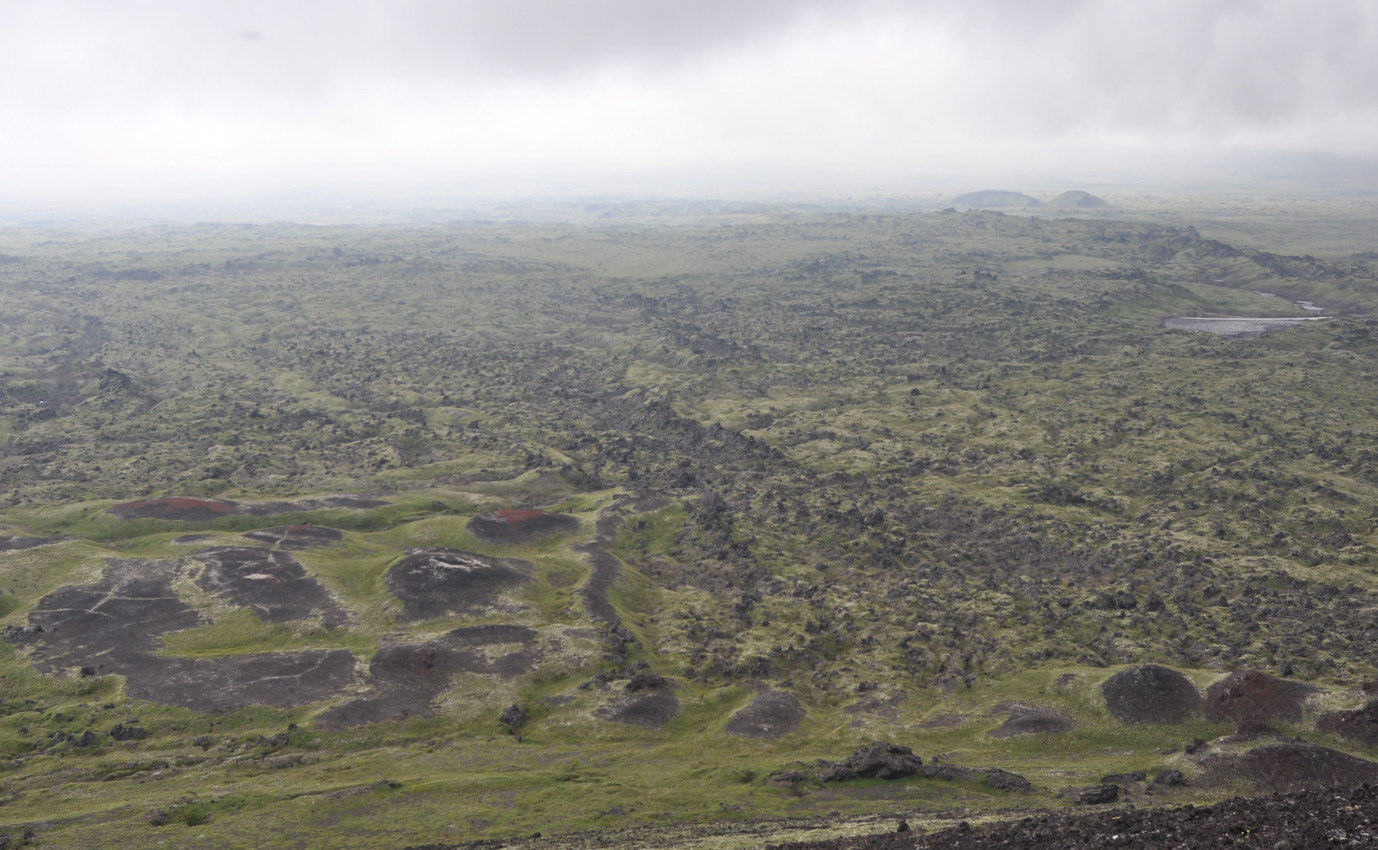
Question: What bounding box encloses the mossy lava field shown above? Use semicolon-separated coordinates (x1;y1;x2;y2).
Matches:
2;197;1378;848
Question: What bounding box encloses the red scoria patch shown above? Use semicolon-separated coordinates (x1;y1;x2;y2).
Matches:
494;509;546;524
109;497;239;520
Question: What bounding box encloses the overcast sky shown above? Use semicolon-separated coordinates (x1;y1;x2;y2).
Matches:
4;0;1377;206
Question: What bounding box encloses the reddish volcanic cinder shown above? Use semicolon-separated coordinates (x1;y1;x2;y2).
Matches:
468;509;579;543
109;497;239;521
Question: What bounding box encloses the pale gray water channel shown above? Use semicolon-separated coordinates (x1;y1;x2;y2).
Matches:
1165;292;1330;336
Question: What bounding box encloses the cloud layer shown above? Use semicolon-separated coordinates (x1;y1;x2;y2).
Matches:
4;0;1376;204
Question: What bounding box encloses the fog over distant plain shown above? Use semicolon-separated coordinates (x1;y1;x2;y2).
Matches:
4;0;1377;206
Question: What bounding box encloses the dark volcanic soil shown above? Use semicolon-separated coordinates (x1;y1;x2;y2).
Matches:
191;546;348;627
0;535;63;551
385;549;532;620
726;689;805;738
123;650;355;712
766;784;1378;849
11;557;355;712
317;625;540;728
468;509;579;543
597;684;679;729
241;524;344;549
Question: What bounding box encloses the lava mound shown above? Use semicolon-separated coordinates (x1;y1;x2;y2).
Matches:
725;689;805;738
467;509;579;543
1102;664;1203;724
385;549;532;620
242;524;344;549
1318;700;1378;746
1200;741;1378;792
109;497;238;521
1205;671;1318;725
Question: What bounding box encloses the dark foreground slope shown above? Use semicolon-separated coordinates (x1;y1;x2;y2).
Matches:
771;783;1378;849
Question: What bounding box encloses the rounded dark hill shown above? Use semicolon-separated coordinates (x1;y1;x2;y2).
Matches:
951;190;1043;209
1205;671;1319;725
385;548;532;620
1101;664;1203;724
109;497;239;521
1047;189;1110;208
467;509;579;544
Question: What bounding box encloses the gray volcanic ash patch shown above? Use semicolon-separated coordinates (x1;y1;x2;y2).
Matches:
125;650;355;712
386;549;532;621
19;558;205;670
14;558;355;711
0;535;64;551
241;524;344;549
316;625;540;728
725;689;804;738
191;547;348;627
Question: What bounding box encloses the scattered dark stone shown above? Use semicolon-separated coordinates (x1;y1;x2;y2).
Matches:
821;741;922;782
725;689;805;738
1102;665;1204;724
1185;737;1210;754
1152;769;1190;787
758;785;1378;850
467;509;579;543
499;704;527;731
1206;671;1319;725
1318;699;1378;746
1061;783;1120;804
625;672;670;692
109;723;149;741
385;549;532;620
1;624;44;643
982;768;1032;792
919;764;973;781
1101;771;1147;784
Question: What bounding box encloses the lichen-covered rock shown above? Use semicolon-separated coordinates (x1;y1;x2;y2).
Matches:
822;741;922;782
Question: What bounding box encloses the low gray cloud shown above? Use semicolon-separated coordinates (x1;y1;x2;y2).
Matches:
2;0;1375;206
